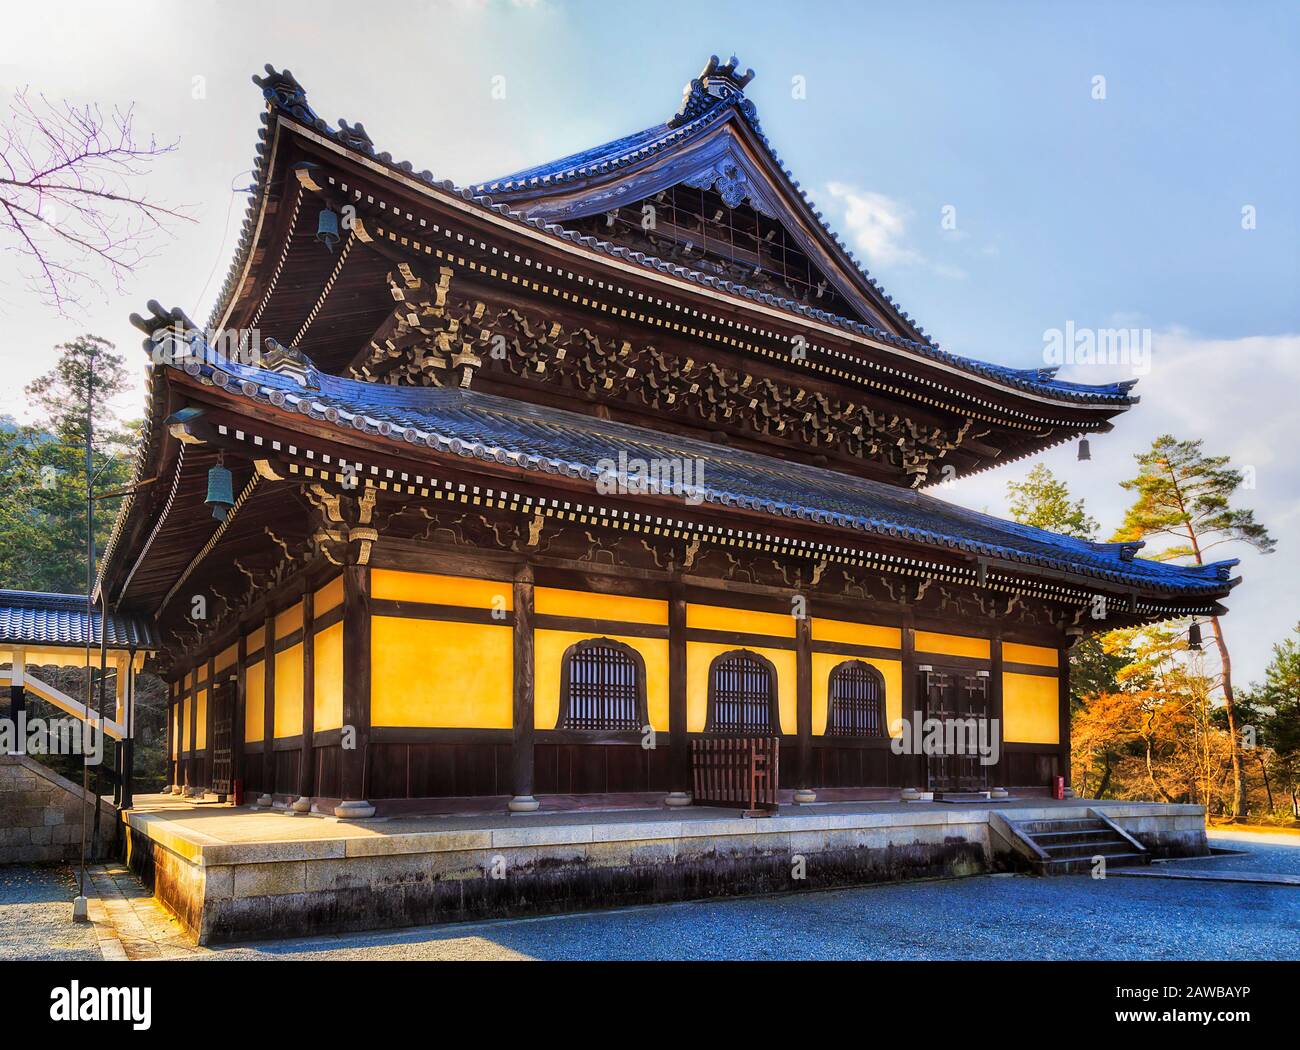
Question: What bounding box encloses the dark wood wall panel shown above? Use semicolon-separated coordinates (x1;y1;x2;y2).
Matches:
273;750;301;796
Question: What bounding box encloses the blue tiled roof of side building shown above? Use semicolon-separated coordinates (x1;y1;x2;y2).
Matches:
0;591;159;650
199;353;1236;599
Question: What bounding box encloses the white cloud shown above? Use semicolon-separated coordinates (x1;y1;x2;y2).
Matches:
825;182;920;267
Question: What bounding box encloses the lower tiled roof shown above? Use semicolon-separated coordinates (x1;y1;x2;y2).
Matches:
0;591;159;650
185;349;1237;602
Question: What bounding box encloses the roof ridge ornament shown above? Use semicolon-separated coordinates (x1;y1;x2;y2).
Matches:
668;54;757;128
252;64;321;127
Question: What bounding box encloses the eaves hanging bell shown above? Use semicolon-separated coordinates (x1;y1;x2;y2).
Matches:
205;462;235;521
316;207;340;252
1077;437;1091;461
1188;622;1202;651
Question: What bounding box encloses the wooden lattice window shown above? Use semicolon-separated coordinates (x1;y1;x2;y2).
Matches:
827;660;887;737
557;638;646;731
706;650;778;734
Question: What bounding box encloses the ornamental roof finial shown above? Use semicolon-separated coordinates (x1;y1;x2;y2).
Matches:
668;54;757;128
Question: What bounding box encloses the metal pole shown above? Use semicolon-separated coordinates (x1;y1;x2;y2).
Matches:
73;344;96;922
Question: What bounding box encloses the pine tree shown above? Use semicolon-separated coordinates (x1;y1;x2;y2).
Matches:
1113;435;1275;819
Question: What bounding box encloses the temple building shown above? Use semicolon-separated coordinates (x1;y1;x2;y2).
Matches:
92;57;1236;819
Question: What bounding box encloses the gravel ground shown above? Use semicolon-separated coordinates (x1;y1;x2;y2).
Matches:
0;865;101;961
202;833;1300;962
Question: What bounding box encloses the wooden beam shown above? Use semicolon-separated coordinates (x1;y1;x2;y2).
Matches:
509;563;537;811
901;612;919;790
186;669;197;793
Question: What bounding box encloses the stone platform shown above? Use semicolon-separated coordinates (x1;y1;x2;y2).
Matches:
119;794;1208;945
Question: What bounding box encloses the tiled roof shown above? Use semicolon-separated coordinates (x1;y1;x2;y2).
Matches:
0;591;159;650
216;65;1138;411
152;332;1235;602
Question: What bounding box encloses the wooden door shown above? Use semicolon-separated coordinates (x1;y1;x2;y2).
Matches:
921;668;991;792
210;681;235;797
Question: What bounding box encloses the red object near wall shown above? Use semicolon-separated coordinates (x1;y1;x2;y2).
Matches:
233;779;244;806
1052;776;1065;800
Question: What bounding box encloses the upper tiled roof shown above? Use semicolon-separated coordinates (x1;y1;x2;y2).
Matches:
216;63;1139;411
140;319;1234;603
0;591;159;650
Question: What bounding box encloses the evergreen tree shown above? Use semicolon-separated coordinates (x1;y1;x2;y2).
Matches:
1113;435;1275;819
0;335;132;592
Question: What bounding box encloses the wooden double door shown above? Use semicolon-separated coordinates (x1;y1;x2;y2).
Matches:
919;667;993;793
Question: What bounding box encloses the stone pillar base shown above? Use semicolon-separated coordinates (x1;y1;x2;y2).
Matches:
991;787;1010;799
507;795;540;813
664;791;692;807
793;788;817;804
169;784;183;795
334;800;376;819
290;796;311;814
901;787;920;800
255;793;273;808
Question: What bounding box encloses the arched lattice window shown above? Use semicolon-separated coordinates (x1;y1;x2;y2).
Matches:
827;660;887;737
557;639;646;730
706;650;778;734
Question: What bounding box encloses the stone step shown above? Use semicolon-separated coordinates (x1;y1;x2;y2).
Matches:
1032;828;1117;843
1042;840;1136;860
1020;818;1109;835
1038;852;1150;875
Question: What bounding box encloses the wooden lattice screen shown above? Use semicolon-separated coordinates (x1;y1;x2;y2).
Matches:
559;640;643;730
707;651;776;733
690;736;780;815
827;660;886;737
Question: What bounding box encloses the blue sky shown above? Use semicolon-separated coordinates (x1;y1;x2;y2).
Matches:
1;0;1297;681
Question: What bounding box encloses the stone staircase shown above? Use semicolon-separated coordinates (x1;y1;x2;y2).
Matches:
1016;814;1150;874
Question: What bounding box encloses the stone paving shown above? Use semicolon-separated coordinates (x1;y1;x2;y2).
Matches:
0;864;101;961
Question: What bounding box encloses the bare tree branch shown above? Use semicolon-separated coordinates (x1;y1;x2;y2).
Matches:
0;88;192;314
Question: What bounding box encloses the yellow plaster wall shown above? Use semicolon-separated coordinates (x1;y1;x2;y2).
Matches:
314;575;344;616
534;630;668;731
372;569;512;611
371;616;513;728
244;659;265;743
274;643;304;739
194;688;207;750
687;603;796;639
274;601;303;640
811;653;903;736
915;630;990;660
1003;672;1060;744
1003;641;1059;668
812;618;902;650
246;625;266;655
535;587;667;625
216;643;237;673
313;622;344;732
686;641;795;733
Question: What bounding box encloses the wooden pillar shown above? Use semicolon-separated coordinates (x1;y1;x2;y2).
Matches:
172;683;184;793
186;669;198;795
232;632;247;800
901;613;919;791
9;649;25;755
296;589;316;808
335;563;374;817
1058;643;1072;794
260;613;276;803
508;564;538;812
665;582;690;804
120;653;135;809
204;655;216;792
990;636;1005;789
794;611;815;803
